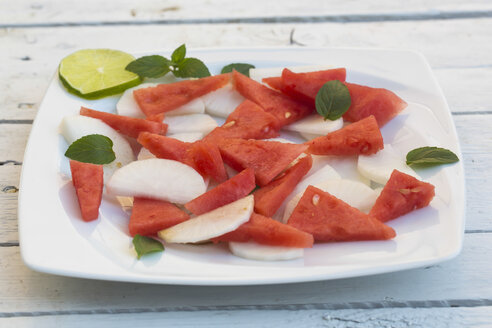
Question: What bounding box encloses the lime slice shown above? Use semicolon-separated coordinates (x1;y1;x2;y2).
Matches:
59;49;141;99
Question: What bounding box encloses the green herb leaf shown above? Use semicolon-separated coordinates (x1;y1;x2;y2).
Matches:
221;63;255;77
406;146;459;167
171;44;186;64
132;234;164;259
65;134;115;164
174;57;211;78
315;80;351;121
125;55;171;78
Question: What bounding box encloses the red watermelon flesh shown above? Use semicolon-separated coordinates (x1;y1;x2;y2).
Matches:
80;107;167;138
204;100;280;142
287;185;396;242
218;138;308;186
69;160;103;222
232;70;312;127
280;68;347;106
185;168;256;215
344;82;407;127
137;132;190;164
129;197;190;236
146;113;166;123
254;154;312;217
188;141;228;183
262;76;284;91
305;115;384;156
133;73;230;116
369;170;435;222
213;213;314;248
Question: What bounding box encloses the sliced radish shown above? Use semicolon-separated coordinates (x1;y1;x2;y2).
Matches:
249;64;334;82
312;155;370;185
229;242;303;261
60;115;135;181
168;132;204;143
164;114;218;135
202;84;245;118
165;98;205;116
283;115;343;136
116;83;156;118
299;132;320;141
283;178;378;223
158;195;254;243
358;144;418;185
137;148;155;161
106;158;206;204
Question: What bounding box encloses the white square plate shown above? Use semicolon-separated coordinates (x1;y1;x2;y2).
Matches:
18;47;465;285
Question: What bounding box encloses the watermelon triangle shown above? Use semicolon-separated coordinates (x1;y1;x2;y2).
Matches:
188;140;228;183
262;76;284;91
305;115;384;156
185;168;256;215
204;100;280;143
213;213;314;248
218;138;308;186
69;160;103;222
80;107;167;139
133;73;230;116
137;132;190;163
369;170;435;222
254;155;312;217
287;185;396;242
232;70;312;127
129;197;190;236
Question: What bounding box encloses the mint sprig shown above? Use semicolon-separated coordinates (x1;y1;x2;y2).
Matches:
315;80;351;121
65;134;115;164
126;44;211;79
132;234;164;259
406;147;459;167
221;63;255;77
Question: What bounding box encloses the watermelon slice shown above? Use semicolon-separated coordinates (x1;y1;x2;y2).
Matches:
185;168;256;215
133;73;230;116
305;115;384;156
344;82;407;127
69;160;103;222
279;68;347;106
287;185;395;242
262;76;284;91
204;100;280;142
129;197;190;236
254;155;312;217
137;132;227;183
213;213;314;248
80;107;168;138
369;169;435;222
218;138;308;186
232;70;312;127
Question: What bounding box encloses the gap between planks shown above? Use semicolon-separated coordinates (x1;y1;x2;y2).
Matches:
1;299;491;318
2;10;492;28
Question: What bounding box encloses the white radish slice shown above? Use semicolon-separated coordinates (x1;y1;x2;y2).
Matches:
202;84;245;118
116;83;156;118
158;195;254;243
164;114;218;135
283;179;378;223
283;115;343;136
165;98;205;116
168;132;204;143
300;132;320;141
311;155;370;186
249;64;334;82
137;148;155;161
229;242;304;261
60;115;135;181
106;158;206;204
358;144;418;185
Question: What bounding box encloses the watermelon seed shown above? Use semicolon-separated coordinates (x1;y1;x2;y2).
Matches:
312;194;320;206
223;120;236;128
285;112;292;119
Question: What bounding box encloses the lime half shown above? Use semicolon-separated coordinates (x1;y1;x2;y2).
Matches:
59;49;141;99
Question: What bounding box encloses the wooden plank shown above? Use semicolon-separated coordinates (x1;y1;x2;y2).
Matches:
0;165;21;244
3;0;492;25
1;306;491;327
1;19;492;119
0;125;30;162
0;233;490;313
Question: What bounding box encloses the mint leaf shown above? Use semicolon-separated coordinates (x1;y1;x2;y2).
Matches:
171;44;186;64
315;80;351;121
221;63;255;77
406;147;459;167
174;57;211;78
126;55;171;78
65;134;115;164
132;234;164;259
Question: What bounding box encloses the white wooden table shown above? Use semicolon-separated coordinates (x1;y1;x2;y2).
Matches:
1;1;492;326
